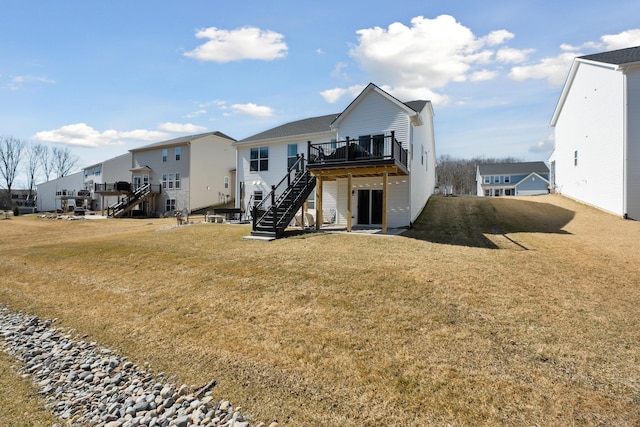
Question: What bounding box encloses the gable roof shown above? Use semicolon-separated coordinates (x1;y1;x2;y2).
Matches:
579;45;640;66
238;113;339;144
478;161;549;176
131;131;235;152
551;45;640;126
331;83;425;128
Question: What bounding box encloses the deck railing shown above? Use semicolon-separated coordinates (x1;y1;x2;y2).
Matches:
307;131;408;169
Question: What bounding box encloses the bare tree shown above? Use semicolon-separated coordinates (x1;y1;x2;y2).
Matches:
40;145;54;182
0;136;26;208
25;142;45;204
52;146;78;178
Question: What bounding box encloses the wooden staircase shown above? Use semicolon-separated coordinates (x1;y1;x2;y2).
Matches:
108;184;155;218
251;155;316;239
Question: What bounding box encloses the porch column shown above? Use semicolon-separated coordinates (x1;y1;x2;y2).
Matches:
347;172;352;232
382;171;388;234
315;175;323;230
101;195;105;216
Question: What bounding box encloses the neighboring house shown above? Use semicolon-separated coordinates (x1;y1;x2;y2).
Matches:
83;153;132;212
549;45;640;219
476;162;550;197
118;131;237;216
235;83;436;237
36;171;84;212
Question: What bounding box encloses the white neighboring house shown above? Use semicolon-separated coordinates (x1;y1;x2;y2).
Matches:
476;162;550;197
550;45;640;219
36;171;84;212
236;83;436;237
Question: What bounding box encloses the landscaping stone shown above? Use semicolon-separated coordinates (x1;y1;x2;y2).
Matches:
0;305;257;426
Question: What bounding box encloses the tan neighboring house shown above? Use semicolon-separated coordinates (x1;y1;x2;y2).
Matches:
97;131;237;217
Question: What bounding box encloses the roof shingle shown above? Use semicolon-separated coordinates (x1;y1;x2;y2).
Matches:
478;161;549;176
579;45;640;65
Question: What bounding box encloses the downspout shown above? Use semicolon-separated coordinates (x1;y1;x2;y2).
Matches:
622;67;629;218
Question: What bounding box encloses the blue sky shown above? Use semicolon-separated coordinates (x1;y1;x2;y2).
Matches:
3;0;640;185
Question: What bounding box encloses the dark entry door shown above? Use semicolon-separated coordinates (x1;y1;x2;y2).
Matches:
357;189;383;225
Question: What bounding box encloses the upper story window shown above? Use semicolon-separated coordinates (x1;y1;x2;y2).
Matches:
175;173;181;189
162;149;168;162
494;175;500;184
224;176;229;189
504;176;510;183
175;147;181;161
484;176;490;184
250;147;269;171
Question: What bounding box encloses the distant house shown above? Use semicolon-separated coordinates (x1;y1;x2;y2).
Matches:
235;83;437;238
36;131;237;217
36;171;84;212
476;162;550;197
549;45;640;219
95;131;237;217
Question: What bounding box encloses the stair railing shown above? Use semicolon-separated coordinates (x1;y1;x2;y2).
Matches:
252;154;309;233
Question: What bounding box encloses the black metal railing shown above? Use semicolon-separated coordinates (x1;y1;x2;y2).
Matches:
106;183;161;217
252;154;315;236
307;131;408;169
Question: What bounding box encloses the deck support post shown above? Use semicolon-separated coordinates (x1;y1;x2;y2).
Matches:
347;172;353;232
382;171;388;234
315;175;323;230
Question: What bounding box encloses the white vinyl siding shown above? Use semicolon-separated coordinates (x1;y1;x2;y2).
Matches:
553;62;625;216
334;176;410;228
335;90;411;151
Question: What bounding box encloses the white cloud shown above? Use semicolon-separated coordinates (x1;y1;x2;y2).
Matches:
33;122;207;148
230;103;274;117
529;133;555;154
331;62;349;80
320;85;366;103
601;29;640;50
186;109;207;118
508;52;576;86
184;26;288;62
469;69;497;82
157;122;207;133
6;74;55;91
496;47;535;63
323;15;521;104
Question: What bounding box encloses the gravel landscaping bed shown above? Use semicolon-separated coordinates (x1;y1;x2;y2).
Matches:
0;305;269;427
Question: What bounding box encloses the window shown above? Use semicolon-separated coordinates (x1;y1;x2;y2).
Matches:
421;144;424;165
287;144;298;169
574;150;578;166
175;173;181;189
165;199;176;212
175;147;181;161
162;173;167;189
250;147;269;171
162;149;168;162
168;173;174;189
484;176;490;184
224;176;229;189
307;189;315;209
504;176;510;183
485;190;490;196
372;134;384;157
494;176;500;184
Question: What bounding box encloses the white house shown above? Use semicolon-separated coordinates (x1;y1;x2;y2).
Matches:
235;83;436;237
549;45;640;219
36;171;84;212
83;153;132;212
476;162;549;197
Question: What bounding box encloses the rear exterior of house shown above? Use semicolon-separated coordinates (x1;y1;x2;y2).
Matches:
235;83;436;237
550;45;640;219
476;162;550;197
127;132;236;216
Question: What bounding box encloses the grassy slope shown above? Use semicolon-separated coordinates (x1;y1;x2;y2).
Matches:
1;195;640;426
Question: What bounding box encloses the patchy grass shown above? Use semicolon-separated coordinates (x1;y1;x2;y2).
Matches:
1;195;640;426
